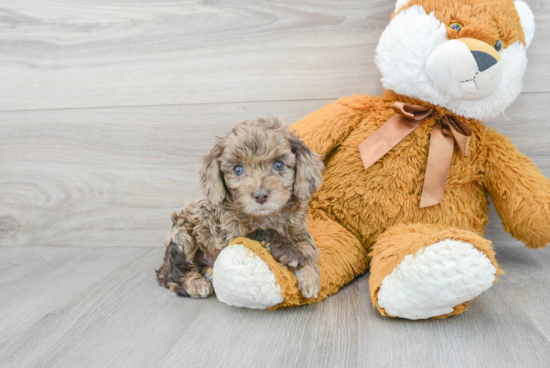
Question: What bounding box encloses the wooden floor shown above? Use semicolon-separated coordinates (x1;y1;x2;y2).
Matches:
1;243;550;368
1;1;550;367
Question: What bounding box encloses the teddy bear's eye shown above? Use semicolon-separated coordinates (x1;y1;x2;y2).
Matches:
494;39;503;52
233;165;244;176
449;23;463;33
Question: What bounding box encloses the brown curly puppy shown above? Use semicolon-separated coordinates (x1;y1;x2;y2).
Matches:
156;117;324;299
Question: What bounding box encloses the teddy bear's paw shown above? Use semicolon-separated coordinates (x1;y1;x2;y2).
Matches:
376;239;497;320
213;243;284;309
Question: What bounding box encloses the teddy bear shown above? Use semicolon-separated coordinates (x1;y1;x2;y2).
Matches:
210;0;547;319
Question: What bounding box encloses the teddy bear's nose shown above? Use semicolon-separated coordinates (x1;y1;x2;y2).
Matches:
252;190;270;204
471;51;498;72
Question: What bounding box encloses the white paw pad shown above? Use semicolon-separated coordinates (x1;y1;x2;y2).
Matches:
213;244;284;309
377;239;497;320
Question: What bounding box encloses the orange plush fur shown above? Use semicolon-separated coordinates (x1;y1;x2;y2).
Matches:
288;85;550;315
396;0;527;48
219;0;546;318
291;0;547;317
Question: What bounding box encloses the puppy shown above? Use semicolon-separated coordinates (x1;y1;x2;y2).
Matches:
156;117;324;299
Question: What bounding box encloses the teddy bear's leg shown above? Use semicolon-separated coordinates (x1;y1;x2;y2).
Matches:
213;213;368;309
369;224;503;320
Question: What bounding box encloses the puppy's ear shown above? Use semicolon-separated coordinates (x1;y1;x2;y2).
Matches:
199;142;227;206
289;135;324;201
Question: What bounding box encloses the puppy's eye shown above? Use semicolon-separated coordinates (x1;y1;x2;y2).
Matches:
233;165;244;176
494;39;503;52
449;23;462;33
273;161;284;171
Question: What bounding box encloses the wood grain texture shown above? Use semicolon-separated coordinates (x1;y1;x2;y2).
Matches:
0;99;331;247
0;246;549;368
2;93;549;248
0;247;153;347
1;1;550;367
0;0;547;111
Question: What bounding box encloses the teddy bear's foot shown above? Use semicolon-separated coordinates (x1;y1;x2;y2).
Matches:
213;215;369;309
370;224;502;320
213;213;367;309
213;242;284;309
377;239;496;319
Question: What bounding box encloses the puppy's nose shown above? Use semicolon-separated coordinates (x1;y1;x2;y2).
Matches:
252;190;270;204
471;51;497;72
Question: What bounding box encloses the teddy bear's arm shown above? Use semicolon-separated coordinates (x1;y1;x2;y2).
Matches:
484;130;550;249
291;97;367;158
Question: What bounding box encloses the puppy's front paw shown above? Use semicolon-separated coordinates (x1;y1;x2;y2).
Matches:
270;243;303;269
246;229;304;269
183;272;214;299
295;264;320;299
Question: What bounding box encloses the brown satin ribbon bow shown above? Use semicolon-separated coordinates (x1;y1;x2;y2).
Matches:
358;102;472;208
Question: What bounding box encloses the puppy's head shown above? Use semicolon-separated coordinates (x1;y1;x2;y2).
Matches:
199;117;324;217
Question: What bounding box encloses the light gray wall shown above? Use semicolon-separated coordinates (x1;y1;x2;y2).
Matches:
0;0;548;247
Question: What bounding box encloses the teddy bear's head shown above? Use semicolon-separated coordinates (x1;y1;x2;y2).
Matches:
375;0;535;121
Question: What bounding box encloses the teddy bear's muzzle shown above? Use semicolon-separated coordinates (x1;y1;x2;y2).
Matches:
425;38;503;102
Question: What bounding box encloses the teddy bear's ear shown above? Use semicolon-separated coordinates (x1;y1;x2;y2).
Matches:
394;0;410;12
515;1;535;48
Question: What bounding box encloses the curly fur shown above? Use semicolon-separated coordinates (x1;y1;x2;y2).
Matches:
156;117;324;299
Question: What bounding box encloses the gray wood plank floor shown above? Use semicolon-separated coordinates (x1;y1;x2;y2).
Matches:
1;245;550;368
1;0;550;367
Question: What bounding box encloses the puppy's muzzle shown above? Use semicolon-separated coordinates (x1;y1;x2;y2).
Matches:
252;190;270;204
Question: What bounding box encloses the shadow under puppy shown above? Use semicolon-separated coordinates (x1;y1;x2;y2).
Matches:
156;117;324;299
